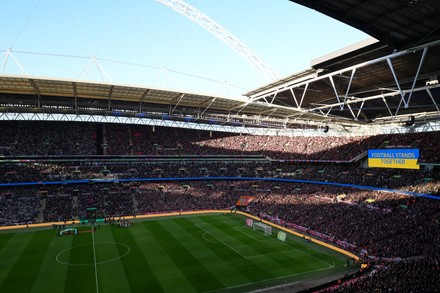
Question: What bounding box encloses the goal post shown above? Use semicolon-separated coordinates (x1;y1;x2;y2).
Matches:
58;228;78;236
253;222;272;236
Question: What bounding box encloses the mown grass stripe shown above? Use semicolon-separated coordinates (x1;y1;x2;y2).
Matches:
200;217;288;257
144;220;224;293
0;230;53;292
92;225;132;293
64;230;97;293
169;218;250;287
0;214;355;293
227;213;344;267
172;217;270;284
191;217;283;278
30;229;73;293
200;216;328;275
0;233;13;251
0;232;34;288
129;223;197;293
111;224;164;293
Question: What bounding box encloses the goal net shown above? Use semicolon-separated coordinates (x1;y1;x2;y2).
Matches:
253;222;272;236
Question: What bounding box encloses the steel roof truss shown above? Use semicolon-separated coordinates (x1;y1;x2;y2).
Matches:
248;40;440;113
73;82;78;109
107;85;114;111
382;96;394;117
289;88;299;108
200;97;216;116
317;106;333;117
328;75;343;108
139;89;151;113
290;83;309;109
426;88;440;113
406;46;429;107
356;100;365;120
310;83;440;115
299;83;309;108
342;68;356;107
269;92;278;105
171;93;185;113
386;58;406;108
346;103;356;120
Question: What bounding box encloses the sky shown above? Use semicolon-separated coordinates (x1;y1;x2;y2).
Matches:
0;0;370;98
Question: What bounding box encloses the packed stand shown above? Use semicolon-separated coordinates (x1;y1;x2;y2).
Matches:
0;121;97;156
0;188;41;226
320;258;440;293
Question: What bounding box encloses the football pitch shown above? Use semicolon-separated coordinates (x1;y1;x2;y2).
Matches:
0;213;357;292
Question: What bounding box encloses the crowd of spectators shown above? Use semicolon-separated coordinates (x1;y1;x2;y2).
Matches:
44;194;73;222
2;160;440;197
0;188;41;226
0;122;96;156
2;121;440;163
319;258;440;293
245;183;440;258
103;185;136;217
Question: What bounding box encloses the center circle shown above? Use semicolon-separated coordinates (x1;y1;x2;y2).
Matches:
56;242;130;266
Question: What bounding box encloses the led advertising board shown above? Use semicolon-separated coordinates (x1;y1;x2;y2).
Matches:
368;149;420;169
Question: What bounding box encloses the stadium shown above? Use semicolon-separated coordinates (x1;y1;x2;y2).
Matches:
1;1;440;292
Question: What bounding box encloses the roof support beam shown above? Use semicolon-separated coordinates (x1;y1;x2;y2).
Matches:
328;75;342;109
342;69;356;107
29;79;40;108
382;96;394;117
139;89;151;113
386;58;406;109
171;93;185;113
248;39;440;109
346;103;356;119
426;88;440;113
406;46;429;107
200;97;216;116
355;100;365;120
299;83;309;108
309;83;440;112
107;85;114;111
73;82;78;110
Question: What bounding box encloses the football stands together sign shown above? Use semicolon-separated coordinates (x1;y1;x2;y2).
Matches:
368;149;420;169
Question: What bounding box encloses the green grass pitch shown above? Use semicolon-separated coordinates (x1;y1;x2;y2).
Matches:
0;213;357;292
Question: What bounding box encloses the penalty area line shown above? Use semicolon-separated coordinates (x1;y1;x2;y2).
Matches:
196;224;248;259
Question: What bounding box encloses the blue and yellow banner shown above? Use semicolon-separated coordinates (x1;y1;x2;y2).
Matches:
368;149;420;169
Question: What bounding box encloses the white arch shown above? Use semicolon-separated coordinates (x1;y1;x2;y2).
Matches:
155;0;278;82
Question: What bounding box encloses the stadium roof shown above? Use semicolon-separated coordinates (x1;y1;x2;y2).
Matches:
1;0;440;134
246;0;440;129
289;0;440;50
0;75;330;126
